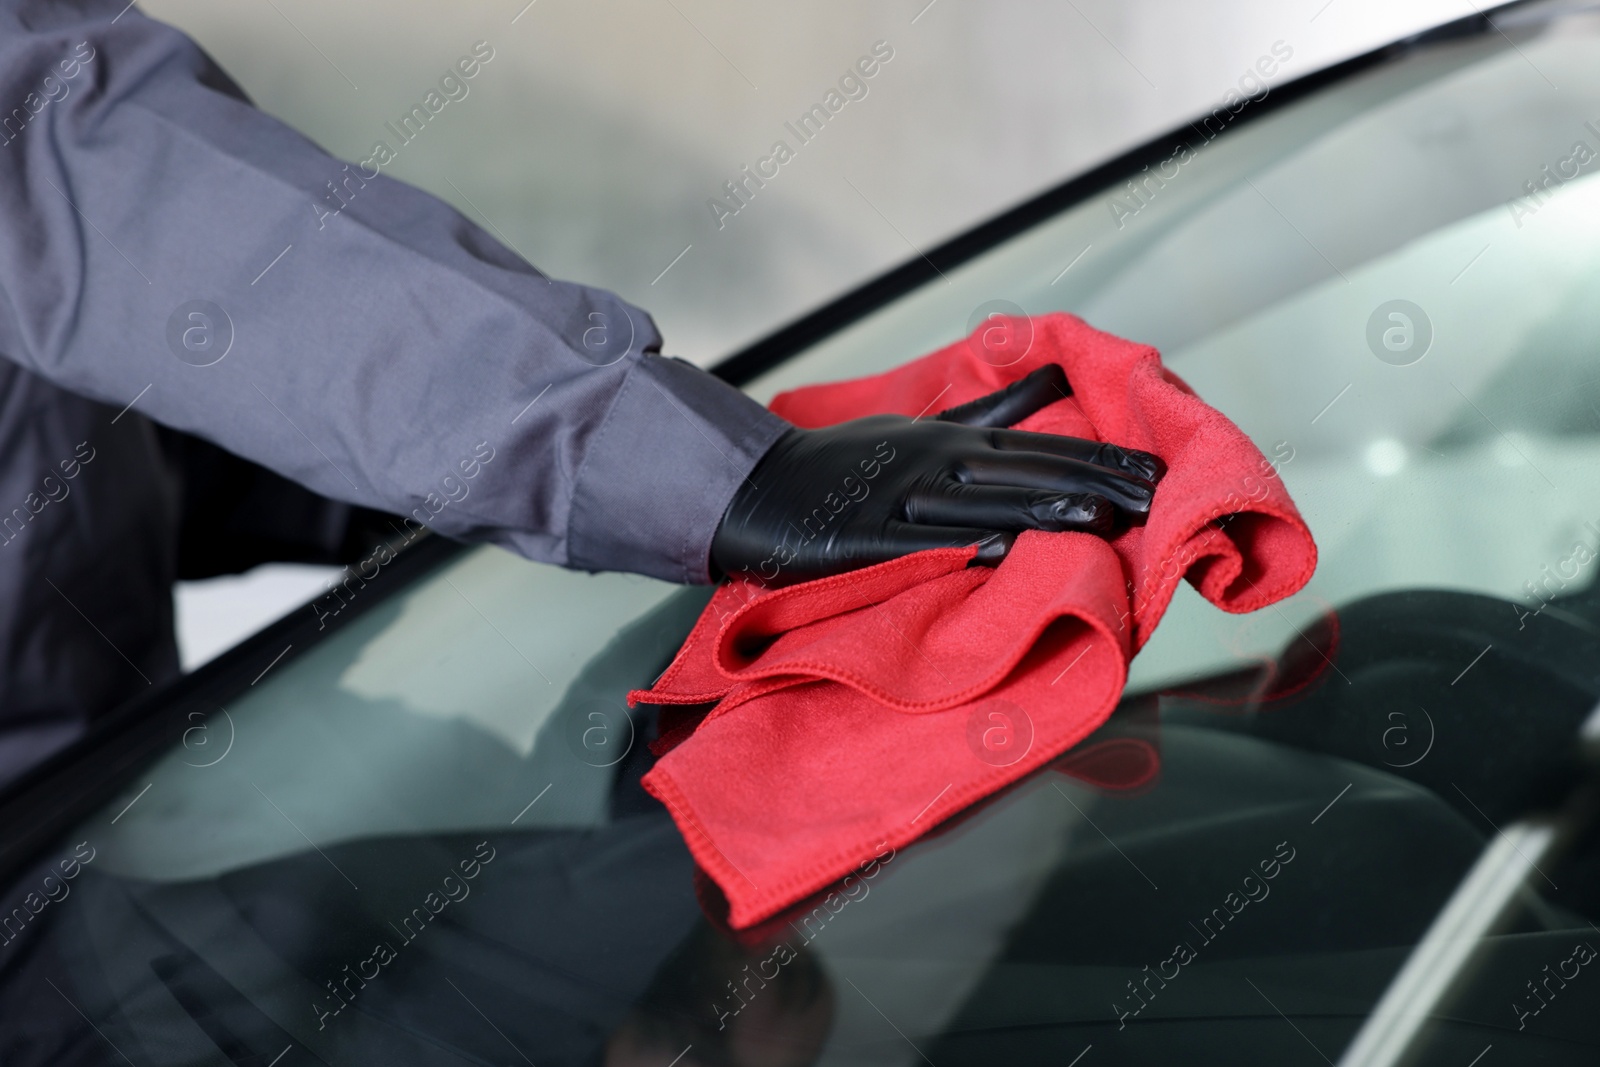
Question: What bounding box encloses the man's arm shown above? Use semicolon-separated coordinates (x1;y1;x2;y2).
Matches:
0;0;788;583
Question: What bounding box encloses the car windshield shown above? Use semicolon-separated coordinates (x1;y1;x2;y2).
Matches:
7;6;1600;1065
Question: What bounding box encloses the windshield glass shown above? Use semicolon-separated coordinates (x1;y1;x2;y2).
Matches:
6;9;1600;1066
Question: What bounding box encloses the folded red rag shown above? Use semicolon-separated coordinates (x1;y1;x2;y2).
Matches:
631;313;1316;929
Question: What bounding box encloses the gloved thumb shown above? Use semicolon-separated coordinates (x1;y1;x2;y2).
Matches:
934;365;1071;429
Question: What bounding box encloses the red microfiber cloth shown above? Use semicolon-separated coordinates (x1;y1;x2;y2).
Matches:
630;313;1316;929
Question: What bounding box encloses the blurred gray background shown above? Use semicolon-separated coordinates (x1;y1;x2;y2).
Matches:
148;0;1468;667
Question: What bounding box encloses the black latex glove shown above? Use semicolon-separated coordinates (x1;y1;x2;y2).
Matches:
711;365;1165;586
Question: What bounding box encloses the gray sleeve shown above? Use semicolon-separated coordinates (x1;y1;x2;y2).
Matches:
0;0;789;584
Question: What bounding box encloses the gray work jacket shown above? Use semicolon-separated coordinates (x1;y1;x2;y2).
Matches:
0;0;788;780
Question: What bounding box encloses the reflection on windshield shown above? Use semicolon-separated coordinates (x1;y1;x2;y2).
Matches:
5;573;1598;1064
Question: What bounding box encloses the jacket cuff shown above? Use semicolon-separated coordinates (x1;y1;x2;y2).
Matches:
568;355;791;583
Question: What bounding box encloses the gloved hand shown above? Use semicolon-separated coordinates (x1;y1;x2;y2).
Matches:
711;365;1165;586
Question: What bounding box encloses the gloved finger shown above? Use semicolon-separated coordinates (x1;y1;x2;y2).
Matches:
904;483;1113;535
960;452;1156;516
933;365;1071;428
878;522;1014;566
988;428;1166;484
